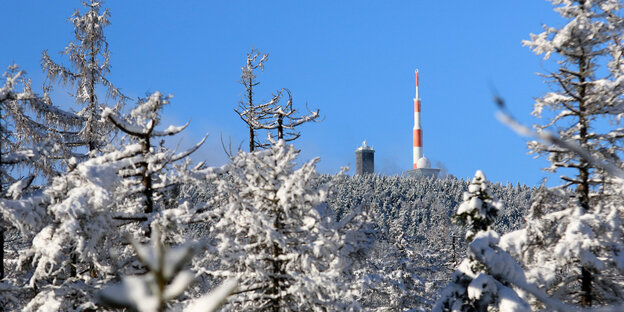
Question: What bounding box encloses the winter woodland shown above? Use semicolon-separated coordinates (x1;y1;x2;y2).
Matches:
2;0;624;311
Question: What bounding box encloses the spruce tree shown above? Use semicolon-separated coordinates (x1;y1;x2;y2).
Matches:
514;0;624;306
434;171;529;312
205;141;370;311
5;93;206;310
41;0;125;154
0;65;81;288
104;91;207;237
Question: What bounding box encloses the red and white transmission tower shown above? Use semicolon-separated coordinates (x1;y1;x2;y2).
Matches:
413;69;431;169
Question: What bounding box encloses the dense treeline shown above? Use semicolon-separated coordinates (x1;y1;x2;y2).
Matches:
322;174;533;310
181;173;534;311
320;174;532;238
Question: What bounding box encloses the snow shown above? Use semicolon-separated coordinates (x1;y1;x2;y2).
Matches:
164;244;194;280
185;279;238;312
435;170;530;311
497;284;531;312
470;230;527;284
153;120;190;136
205;141;372;310
163;270;195;300
78;162;118;190
23;289;62;312
101;275;160;312
467;273;496;302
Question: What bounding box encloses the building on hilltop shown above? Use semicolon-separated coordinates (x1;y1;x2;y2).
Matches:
406;69;440;178
355;140;374;175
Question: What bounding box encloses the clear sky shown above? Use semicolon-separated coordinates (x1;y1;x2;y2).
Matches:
1;1;567;186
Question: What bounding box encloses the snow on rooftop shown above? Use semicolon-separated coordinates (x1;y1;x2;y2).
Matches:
355;140;374;152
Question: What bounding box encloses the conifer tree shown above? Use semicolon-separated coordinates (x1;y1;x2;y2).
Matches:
514;0;624;306
104;91;207;237
434;171;530;312
41;0;125;154
0;65;81;285
205;141;370;311
99;225;237;312
262;88;320;143
5;92;206;309
15;145;130;311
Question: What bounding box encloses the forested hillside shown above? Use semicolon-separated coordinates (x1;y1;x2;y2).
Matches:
320;174;533;239
322;174;533;310
180;173;534;311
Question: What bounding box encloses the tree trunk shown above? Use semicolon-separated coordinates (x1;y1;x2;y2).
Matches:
141;137;154;237
88;39;97;153
70;253;77;278
577;54;590;213
270;241;281;312
577;51;593;307
249;127;254;153
0;225;4;281
248;76;255;152
277;115;283;140
581;267;593;306
269;188;286;312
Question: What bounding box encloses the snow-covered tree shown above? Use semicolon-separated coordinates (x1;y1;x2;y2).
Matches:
434;171;530;312
13;146;132;311
353;224;448;311
235;48;277;152
42;0;125;154
0;65;81;180
104;91;207;238
203;141;370;311
259;88;320;143
515;0;624;306
186;164;533;310
99;225;237;312
0;65;82;285
235;49;319;151
453;171;500;242
3;91;206;310
501;184;624;309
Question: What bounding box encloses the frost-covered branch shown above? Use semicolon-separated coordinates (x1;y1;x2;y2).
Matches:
99;225;237;312
42;0;126;153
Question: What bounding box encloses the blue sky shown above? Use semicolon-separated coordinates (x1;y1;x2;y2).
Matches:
1;1;567;185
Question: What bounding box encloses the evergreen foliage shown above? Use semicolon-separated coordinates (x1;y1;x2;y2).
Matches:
199;141;373;311
41;0;126;154
11;0;620;310
99;225;237;312
434;171;530;312
505;0;624;307
0;64;82;288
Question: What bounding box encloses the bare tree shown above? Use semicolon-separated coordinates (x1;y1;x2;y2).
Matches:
235;48;275;152
235;49;320;151
260;88;320;143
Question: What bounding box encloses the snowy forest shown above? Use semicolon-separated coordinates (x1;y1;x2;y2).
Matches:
2;0;624;311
